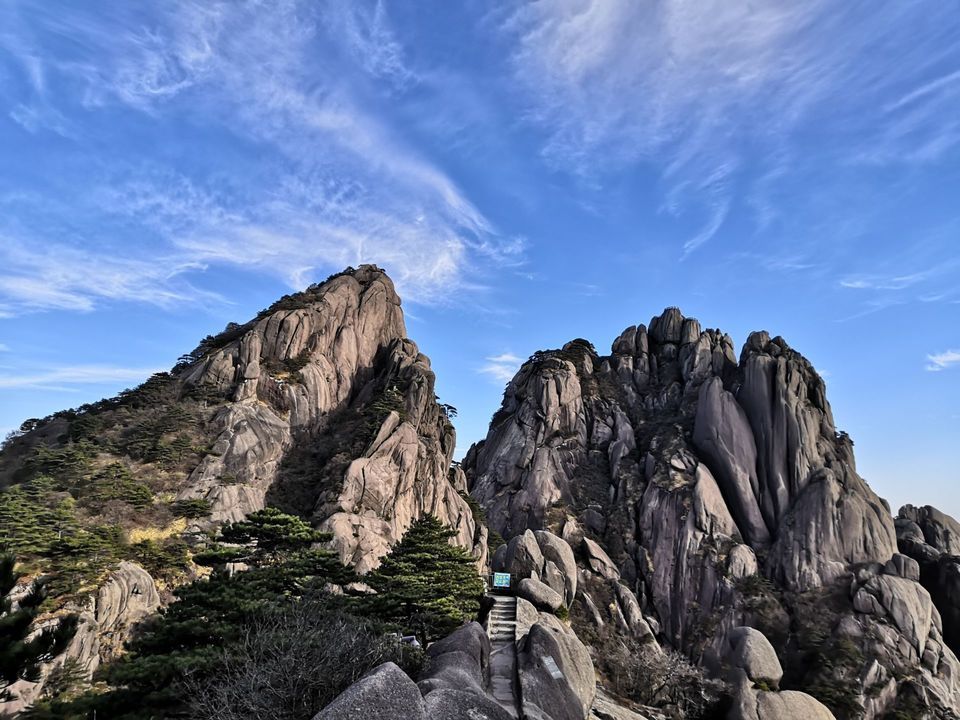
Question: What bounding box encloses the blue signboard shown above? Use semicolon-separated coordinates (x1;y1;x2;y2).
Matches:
492;572;511;589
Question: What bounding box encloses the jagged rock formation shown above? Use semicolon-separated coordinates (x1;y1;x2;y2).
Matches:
896;505;960;657
4;562;160;715
0;266;484;710
466;307;959;719
4;271;959;720
176;265;483;572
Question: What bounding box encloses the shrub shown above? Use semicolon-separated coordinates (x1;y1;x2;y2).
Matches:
171;498;213;519
185;600;413;720
605;637;726;719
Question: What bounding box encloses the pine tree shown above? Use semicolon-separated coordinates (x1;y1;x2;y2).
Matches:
365;515;483;644
193;507;332;567
22;510;353;718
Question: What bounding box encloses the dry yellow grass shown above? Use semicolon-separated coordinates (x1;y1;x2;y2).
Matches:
127;517;188;544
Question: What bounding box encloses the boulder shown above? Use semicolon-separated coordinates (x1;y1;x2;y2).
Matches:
519;622;595;720
590;687;653;719
314;662;426;720
419;622;490;696
728;544;758;579
518;577;564;613
756;690;836;719
899;505;960;555
534;530;578;606
883;553;920;582
505;530;546;580
424;688;516;720
728;668;836;720
583;538;619;580
855;575;934;655
726;627;783;686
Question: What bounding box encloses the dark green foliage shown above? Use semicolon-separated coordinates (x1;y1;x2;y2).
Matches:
194;507;330;567
365;515;483;644
262;350;312;382
79;464;154;511
25;443;95;486
170;497;212;519
0;369;219;611
24;510;352;719
130;539;191;583
801;637;866;719
1;555;78;700
734;573;789;650
457;489;490;547
0;477;127;600
754;578;865;720
487;528;506;555
365;384;406;435
439;402;458;418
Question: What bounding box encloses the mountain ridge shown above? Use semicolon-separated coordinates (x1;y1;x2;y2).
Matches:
1;266;958;720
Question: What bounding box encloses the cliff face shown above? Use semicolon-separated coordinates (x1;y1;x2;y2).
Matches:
466;307;958;720
174;265;484;571
0;266;484;710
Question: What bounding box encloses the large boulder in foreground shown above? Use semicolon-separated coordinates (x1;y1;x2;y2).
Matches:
519;621;595;720
424;688;516;720
318;621;515;720
314;662;425;720
417;621;490;696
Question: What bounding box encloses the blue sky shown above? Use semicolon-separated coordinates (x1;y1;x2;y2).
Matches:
1;1;958;517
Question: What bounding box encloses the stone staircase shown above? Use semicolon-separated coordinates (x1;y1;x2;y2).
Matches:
487;595;520;718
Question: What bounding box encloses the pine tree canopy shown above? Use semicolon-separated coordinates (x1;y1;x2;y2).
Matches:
365;515;483;644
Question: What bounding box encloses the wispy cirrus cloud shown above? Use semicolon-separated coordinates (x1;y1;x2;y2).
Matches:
837;252;960;318
479;353;523;383
0;234;220;312
502;1;960;254
0;0;522;315
0;365;164;390
926;350;960;373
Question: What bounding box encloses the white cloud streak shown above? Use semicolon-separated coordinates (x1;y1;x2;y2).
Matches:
926;350;960;373
502;0;960;253
479;353;523;383
0;1;522;314
0;235;221;312
0;365;164;390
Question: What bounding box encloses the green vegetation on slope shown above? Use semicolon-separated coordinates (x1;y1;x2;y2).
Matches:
17;513;478;719
0;373;221;606
1;555;78;702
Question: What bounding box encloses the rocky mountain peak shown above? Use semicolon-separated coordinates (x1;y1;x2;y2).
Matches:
466;306;957;719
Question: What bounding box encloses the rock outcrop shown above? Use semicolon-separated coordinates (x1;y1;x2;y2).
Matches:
3;562;160;715
896;504;960;656
317;622;514;720
466;307;956;719
0;266;485;711
4;272;957;720
177;266;483;572
724;626;836;720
